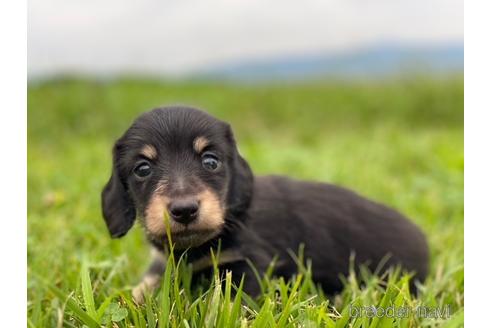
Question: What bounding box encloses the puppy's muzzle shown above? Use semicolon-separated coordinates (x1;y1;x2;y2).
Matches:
167;197;199;225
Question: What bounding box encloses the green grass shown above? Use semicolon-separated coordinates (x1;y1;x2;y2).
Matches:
27;76;464;327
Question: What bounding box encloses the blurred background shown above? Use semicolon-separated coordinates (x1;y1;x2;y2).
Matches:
28;0;463;80
27;1;463;326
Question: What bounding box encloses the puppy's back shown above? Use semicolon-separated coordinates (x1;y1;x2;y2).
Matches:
244;175;429;291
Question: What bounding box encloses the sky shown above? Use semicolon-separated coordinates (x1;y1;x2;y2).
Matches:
28;0;463;77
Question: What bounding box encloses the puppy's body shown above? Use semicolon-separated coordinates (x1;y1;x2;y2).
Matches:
165;175;428;296
101;107;429;302
232;175;428;293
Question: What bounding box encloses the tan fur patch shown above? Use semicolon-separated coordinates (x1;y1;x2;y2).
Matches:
193;136;209;154
132;273;161;304
196;188;224;229
145;193;171;235
132;247;167;304
140;144;157;159
144;186;225;247
151;247;167;263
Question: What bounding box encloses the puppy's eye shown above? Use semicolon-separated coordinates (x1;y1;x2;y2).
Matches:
202;152;220;171
134;162;152;178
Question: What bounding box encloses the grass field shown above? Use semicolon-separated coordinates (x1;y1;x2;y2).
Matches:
27;76;464;327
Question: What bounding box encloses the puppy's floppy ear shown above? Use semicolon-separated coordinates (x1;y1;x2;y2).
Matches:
224;124;254;215
101;141;136;238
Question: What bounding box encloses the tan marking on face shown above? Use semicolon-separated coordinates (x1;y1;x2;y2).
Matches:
145;193;171;235
193;136;209;154
140;144;157;159
143;186;225;248
196;188;225;229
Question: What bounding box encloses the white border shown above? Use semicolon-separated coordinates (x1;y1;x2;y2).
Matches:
464;0;492;326
0;0;27;323
0;0;482;325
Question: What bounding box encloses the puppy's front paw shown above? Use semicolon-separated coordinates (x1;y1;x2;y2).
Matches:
131;274;161;305
131;282;148;305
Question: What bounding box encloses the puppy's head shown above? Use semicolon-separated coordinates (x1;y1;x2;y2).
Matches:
101;107;253;249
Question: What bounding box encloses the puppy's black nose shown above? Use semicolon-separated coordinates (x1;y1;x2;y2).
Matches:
168;198;199;224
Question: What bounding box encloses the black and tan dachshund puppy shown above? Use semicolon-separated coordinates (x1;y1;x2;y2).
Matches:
101;106;429;303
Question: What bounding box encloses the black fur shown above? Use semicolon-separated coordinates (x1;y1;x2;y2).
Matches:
102;106;429;296
101;144;137;238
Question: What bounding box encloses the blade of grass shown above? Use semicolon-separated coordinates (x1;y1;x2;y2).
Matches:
45;283;99;328
204;276;222;328
159;254;173;328
80;260;97;320
159;211;175;328
228;276;245;327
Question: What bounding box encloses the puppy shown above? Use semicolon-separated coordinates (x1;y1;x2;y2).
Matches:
101;106;429;303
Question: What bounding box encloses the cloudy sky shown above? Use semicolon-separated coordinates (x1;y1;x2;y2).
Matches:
28;0;463;77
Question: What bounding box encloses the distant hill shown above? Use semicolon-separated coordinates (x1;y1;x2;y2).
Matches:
197;43;463;80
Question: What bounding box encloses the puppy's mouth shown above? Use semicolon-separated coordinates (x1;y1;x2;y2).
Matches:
144;189;226;249
145;214;223;249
